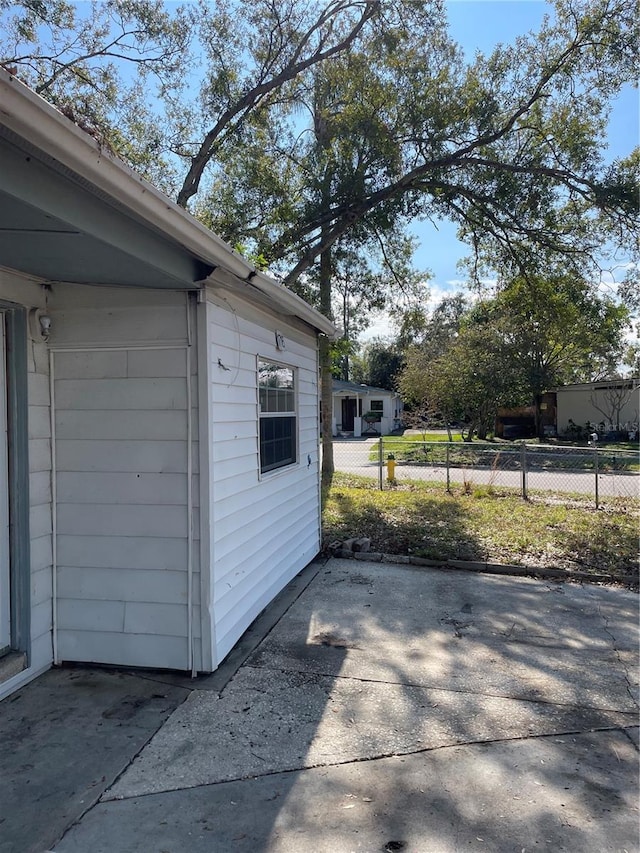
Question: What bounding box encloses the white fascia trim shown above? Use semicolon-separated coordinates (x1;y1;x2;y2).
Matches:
0;71;335;339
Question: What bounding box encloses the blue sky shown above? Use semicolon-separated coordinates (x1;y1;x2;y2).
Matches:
403;0;639;314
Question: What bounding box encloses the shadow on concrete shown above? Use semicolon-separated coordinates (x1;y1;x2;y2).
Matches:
50;558;639;852
225;563;639;851
0;667;189;853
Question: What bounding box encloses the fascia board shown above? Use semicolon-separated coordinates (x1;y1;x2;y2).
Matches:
0;71;335;338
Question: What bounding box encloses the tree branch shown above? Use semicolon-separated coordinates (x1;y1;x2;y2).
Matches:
176;1;379;208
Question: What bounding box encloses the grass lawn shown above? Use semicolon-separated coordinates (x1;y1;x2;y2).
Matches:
400;431;464;442
322;472;639;587
368;436;639;471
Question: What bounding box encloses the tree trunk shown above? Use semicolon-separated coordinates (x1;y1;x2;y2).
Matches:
533;393;543;439
320;336;334;489
319;240;334;489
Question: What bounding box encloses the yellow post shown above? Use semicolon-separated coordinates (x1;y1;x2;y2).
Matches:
386;454;396;481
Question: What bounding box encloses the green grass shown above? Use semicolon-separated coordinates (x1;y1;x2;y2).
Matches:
368;437;639;472
401;432;464;442
323;472;639;586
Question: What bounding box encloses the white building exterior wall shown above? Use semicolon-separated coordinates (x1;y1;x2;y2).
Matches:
203;291;321;665
556;383;640;435
332;389;402;436
0;269;53;700
0;276;322;695
49;285;199;671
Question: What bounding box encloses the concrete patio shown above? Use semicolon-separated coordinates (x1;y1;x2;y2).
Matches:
1;558;638;852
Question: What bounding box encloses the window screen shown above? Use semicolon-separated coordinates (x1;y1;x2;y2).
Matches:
258;360;297;473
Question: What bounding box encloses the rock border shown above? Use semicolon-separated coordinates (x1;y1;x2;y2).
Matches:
328;546;638;588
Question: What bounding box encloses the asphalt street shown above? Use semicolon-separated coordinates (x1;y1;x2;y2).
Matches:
332;438;640;500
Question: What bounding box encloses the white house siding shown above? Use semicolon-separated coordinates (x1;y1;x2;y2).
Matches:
49;285;200;671
0;269;53;698
204;292;321;664
332;388;402;436
27;333;53;670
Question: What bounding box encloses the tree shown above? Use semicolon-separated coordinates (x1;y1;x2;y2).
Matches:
0;0;194;188
399;273;629;439
351;340;405;389
174;0;380;208
492;272;629;434
1;0;381;193
242;0;638;291
400;318;523;441
306;236;429;381
192;0;637;465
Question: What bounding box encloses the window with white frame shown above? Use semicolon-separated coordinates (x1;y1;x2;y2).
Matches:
370;399;384;413
258;359;297;473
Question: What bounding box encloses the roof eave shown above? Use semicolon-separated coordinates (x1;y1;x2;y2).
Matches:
0;71;335;338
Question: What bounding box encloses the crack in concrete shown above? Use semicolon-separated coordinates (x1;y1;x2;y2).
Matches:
241;663;639;716
54;675;194;850
102;724;639;804
597;604;638;709
622;727;640;752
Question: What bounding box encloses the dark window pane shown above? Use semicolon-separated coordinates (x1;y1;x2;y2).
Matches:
260;416;296;473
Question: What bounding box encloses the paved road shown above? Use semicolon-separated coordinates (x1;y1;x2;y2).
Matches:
332;438;640;499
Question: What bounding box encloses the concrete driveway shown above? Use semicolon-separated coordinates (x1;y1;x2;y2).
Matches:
3;559;638;852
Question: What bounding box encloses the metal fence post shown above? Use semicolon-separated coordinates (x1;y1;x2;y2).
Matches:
378;436;383;491
594;447;599;509
446;442;450;492
521;442;528;500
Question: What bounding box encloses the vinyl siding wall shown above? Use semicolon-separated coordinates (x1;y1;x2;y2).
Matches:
0;269;53;697
204;292;321;663
50;285;200;671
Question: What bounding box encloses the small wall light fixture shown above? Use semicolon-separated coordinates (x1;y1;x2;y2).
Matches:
28;308;52;341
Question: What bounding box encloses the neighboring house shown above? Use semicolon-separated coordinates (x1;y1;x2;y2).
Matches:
0;71;334;701
555;380;640;437
495;394;557;439
332;380;403;437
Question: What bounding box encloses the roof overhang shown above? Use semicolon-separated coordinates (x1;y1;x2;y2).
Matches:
332;383;399;397
0;70;335;337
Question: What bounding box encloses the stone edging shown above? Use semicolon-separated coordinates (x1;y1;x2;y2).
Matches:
330;548;637;587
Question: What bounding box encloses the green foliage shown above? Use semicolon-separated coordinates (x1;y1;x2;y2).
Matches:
3;0;637;331
233;243;269;271
399;270;630;438
330;336;358;380
0;0;196;189
351;340;404;389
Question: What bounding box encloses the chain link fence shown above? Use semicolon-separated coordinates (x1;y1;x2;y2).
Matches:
331;437;640;507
